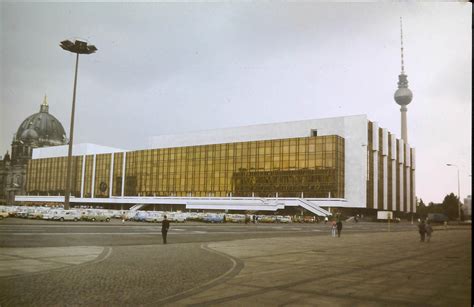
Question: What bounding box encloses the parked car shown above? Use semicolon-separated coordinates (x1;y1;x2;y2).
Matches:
132;211;149;222
55;210;81;222
145;212;164;223
43;209;63;220
82;211;111;222
276;215;292;223
0;211;9;219
203;213;224;223
223;214;244;223
168;212;186;223
257;215;276;223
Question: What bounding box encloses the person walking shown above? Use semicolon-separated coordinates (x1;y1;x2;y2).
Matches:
336;220;343;237
331;220;337;237
425;220;433;242
324;216;329;224
418;219;426;242
161;215;170;244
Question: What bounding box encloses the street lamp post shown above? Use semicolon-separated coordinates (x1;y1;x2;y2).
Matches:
60;39;97;210
446;163;461;221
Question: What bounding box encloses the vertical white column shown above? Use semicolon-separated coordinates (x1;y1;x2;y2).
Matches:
392;159;397;211
398;139;404;212
405;145;411;213
80;155;86;198
390;134;397;211
109;153;114;198
91;154;97;199
121;152;126;197
411;148;416;213
372;123;379;210
382;129;388;211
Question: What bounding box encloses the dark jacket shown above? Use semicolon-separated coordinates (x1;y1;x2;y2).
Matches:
336;221;342;230
418;222;426;233
162;219;170;232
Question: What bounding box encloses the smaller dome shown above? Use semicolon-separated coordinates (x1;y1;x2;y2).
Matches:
394;88;413;106
20;128;39;141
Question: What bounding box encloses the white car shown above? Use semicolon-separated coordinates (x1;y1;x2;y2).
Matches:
167;212;186;223
226;214;246;223
55;210;81;222
42;209;63;220
145;212;164;223
276;215;292;223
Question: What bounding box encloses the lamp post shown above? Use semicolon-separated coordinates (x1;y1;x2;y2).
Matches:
446;163;461;221
60;39;97;210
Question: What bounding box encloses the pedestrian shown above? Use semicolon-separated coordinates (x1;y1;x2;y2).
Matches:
161;215;170;244
331;220;337;237
324;216;328;224
425;220;433;242
418;219;426;242
336;220;343;237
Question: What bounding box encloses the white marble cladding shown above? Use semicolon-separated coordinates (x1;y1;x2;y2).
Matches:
405;144;411;167
412;171;417;213
151;115;368;208
32;143;125;159
390;134;397;158
372;122;379;151
397;139;404;164
406;167;411;212
382;128;388;156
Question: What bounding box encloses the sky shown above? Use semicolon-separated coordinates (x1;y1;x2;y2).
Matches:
0;2;471;205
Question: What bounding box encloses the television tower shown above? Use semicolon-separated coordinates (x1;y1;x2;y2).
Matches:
394;17;413;143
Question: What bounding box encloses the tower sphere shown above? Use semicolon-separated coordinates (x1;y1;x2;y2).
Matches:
394;87;413;106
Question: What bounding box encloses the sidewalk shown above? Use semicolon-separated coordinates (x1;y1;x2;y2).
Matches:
170;229;471;306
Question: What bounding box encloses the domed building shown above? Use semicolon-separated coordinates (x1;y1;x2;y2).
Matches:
0;96;67;205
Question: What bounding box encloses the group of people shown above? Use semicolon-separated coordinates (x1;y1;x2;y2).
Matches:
417;219;434;242
327;213;343;237
161;213;436;244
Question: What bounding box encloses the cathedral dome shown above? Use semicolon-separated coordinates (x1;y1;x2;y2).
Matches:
15;96;67;147
20;128;39;142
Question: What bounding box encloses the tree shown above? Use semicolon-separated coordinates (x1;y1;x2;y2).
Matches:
441;193;459;220
416;198;428;219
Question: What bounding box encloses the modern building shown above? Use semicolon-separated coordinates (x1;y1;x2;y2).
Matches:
16;115;416;216
463;195;471;217
0;96;67;205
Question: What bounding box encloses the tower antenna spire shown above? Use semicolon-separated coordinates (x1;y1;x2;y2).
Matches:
400;17;405;75
394;17;412;143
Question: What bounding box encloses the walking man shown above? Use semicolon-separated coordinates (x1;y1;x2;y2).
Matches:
336;220;343;237
425;220;433;242
418;219;426;242
162;215;170;244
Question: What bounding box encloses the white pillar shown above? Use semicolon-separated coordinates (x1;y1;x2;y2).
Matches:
109;153;114;197
91;155;96;198
121;152;126;197
80;155;86;198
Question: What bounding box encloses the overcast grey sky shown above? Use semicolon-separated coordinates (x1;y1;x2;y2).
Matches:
0;2;471;204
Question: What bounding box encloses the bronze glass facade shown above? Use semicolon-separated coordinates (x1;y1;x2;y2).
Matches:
26;135;345;199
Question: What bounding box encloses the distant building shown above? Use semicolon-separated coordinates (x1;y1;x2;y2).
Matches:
463;195;471;217
17;115;416;216
0;96;67;204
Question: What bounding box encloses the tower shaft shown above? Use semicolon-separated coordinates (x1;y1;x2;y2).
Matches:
401;106;408;143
